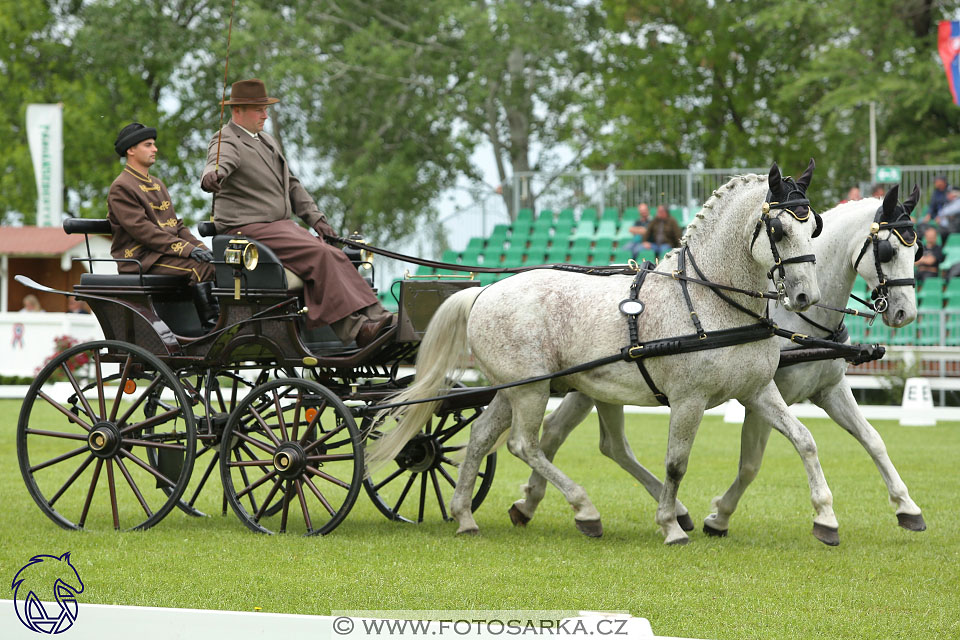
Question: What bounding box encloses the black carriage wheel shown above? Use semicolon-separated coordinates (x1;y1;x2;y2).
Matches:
219;378;362;535
17;340;196;531
362;400;496;524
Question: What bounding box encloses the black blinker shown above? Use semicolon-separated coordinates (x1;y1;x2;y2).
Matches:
915;244;924;262
876;239;895;263
812;212;823;238
767;217;783;242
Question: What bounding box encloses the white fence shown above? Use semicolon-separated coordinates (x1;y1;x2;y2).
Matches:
0;312;103;378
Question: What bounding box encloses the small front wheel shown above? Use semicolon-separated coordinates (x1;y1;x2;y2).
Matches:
220;378;363;535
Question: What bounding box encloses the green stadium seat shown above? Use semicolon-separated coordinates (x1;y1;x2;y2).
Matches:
511;223;532;240
595;220;618;240
601;207;620;223
917;313;942;345
944;235;960;251
533;212;554;232
668;205;685;226
891;325;916;346
635;249;657;264
580;207;598;223
482;248;502;266
441;249;460;264
846;316;868;343
525;250;548;265
945;312;960;345
921;276;945;292
571;222;596;239
527;239;548;255
415;264;435;276
918;288;943;309
460;250;482;267
612;248;632;263
594;238;614;254
592;249;614;265
557;209;575;224
546;246;568;263
529;230;551;245
868;322;891;345
553;221;574;239
571;236;592;251
465;236;485;252
568;249;590;265
516;208;534;225
477;273;498;286
503;246;526;266
945;290;960;309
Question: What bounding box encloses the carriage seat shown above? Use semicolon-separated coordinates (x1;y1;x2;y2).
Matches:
199;222;303;290
78;273;189;288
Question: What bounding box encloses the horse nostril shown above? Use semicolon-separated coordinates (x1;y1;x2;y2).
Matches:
795;293;809;309
895;309;905;325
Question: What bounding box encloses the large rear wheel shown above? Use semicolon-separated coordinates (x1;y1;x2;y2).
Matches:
17;340;195;531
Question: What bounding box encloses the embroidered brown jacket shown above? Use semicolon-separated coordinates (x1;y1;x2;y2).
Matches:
107;166;204;272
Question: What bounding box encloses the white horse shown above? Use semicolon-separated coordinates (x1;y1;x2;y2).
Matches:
370;162;830;545
516;185;924;541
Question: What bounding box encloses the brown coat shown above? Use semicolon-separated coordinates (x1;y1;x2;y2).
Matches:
107;166;207;275
645;215;682;248
202;121;325;232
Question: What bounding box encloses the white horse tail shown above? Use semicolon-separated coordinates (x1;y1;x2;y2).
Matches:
366;286;484;469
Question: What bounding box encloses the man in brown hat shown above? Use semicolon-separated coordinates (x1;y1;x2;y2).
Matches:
108;122;219;329
200;79;393;347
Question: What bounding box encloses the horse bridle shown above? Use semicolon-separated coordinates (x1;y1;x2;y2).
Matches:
852;205;922;313
751;178;822;305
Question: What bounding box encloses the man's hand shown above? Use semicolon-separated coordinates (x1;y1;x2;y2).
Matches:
313;218;336;239
191;247;214;263
201;171;222;194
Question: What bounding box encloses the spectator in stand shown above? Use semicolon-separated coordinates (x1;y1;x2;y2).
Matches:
870;184;886;198
20;295;44;312
843;186;862;202
935;189;960;238
645;204;682;257
917;227;945;282
625;203;652;259
67;296;91;314
920;176;951;231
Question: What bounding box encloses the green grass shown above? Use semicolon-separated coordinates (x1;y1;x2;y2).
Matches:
2;398;958;639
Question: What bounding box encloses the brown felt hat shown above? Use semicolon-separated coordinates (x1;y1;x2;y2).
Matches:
221;78;280;106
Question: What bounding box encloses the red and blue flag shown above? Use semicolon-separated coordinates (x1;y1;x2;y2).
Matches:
938;20;960;105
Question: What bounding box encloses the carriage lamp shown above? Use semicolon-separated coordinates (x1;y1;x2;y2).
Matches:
348;231;374;276
224;238;260;299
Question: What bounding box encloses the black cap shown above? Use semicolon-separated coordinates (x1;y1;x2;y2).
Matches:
114;122;157;158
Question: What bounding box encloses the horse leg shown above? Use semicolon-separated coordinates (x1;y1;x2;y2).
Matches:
657;399;707;545
745;381;840;546
450;393;511;535
593;401;693;531
511;392;594;526
812;380;925;531
703;407;772;536
505;384;603;537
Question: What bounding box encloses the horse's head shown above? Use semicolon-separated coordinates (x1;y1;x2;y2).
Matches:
852;184;920;327
12;552;84;596
751;159;822;312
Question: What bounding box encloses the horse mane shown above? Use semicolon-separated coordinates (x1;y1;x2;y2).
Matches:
679;173;768;251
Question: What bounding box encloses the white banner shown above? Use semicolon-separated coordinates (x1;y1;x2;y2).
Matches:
26;103;64;227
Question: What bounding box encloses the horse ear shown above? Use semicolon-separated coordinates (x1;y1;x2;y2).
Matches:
795;158;816;193
903;184;921;215
881;184;900;220
59;552;71;562
769;162;782;197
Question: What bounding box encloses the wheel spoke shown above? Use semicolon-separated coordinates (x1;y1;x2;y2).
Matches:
305;465;351;490
186;451;219;508
119;449;176;489
279;481;293;533
418;472;428;523
272;389;290;442
436;464;457;489
392;473;417;514
303;476;336;516
115;457;153;519
109;354;134;422
307;453;354;463
25;429;88;442
302;421;348;455
122;438;188;451
295;480;313;532
78;459;103;528
252;475;283;521
235;467;279;501
430;469;449;520
120;407;184;436
37;391;92;432
93;350;107;419
48;454;95;507
63;363;96;424
235;447;260;515
116;376;163;426
30;445;89;473
290;394;303;443
232;430;277;455
297;399;328;446
106;459;120;530
372;466;406;492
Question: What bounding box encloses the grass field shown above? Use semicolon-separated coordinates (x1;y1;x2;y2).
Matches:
2;397;958;639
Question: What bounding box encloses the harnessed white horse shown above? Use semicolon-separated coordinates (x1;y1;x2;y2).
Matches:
370;162;830;545
515;186;924;543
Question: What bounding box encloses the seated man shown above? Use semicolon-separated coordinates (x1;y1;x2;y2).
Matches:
644;204;682;257
200;78;393;347
916;227;944;282
107;122;219;328
625;203;652;259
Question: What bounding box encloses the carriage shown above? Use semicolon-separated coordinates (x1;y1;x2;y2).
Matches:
16;218;497;535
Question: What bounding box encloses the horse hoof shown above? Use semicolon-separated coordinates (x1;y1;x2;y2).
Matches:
812;523;840;546
508;505;531;527
703;522;728;537
456;526;480;536
897;512;927;532
677;513;695;532
665;535;690;546
575;519;603;538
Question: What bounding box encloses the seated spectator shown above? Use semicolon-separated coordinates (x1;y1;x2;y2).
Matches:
67;296;91;314
840;186;861;203
916;227;944;282
921;176;951;231
870;184;886;198
645;204;682;257
20;295;44;312
935;189;960;237
625;203;652;258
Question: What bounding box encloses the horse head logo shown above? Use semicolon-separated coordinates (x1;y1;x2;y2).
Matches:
11;552;84;634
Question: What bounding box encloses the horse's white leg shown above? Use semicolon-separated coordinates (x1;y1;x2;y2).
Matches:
703;407;772;535
511;392;594;525
593;401;693;530
657;399;707;545
744;381;840;545
450;393;511;535
812;379;925;531
505;384;603;537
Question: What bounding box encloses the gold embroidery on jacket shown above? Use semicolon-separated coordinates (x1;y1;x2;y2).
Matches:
151;201;171;212
124;245;141;258
171;241;185;254
139;183;161;192
158;217;178;228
